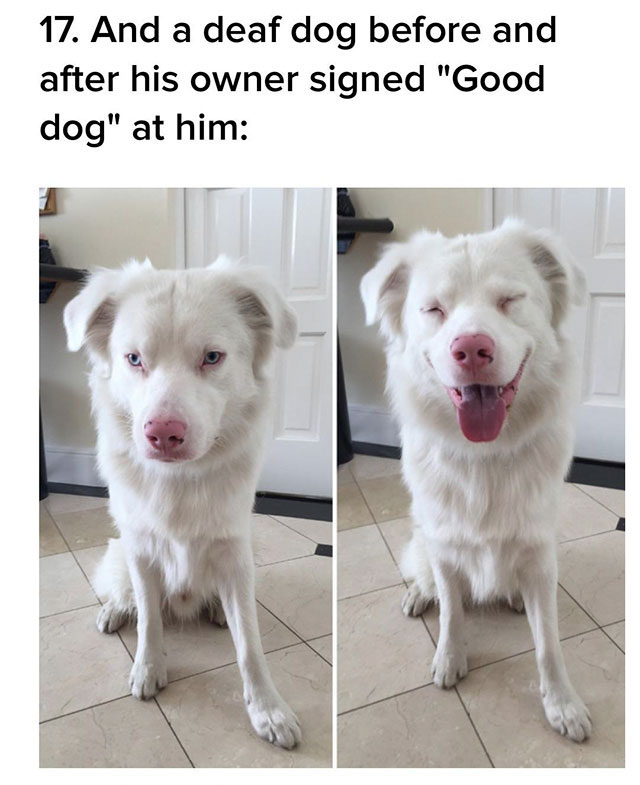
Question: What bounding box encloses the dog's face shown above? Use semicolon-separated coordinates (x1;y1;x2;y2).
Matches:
361;220;585;443
64;259;297;466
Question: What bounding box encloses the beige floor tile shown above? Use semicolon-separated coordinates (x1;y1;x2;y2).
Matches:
423;586;595;670
252;514;316;566
604;621;625;652
157;644;332;767
339;585;435;713
577;485;625;518
338;524;402;599
40;552;98;617
73;544;109;601
338;683;490;768
53;505;117;550
40;503;68;557
40;605;132;721
338;462;354;486
559;484;619;542
272;515;333;545
559;531;624;625
349;454;402;482
358;475;411;523
378;516;413;576
457;630;624;767
308;635;332;664
256;554;331;640
119;604;299;681
338;482;373;530
40;696;190;768
45;492;108;516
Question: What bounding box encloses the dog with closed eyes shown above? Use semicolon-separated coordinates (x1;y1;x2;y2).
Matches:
361;219;592;742
63;257;301;749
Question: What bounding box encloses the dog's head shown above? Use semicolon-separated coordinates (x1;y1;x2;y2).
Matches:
64;258;297;466
361;220;585;443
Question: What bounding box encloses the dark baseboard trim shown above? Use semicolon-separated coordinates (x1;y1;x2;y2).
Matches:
45;484;332;522
350;444;624;491
352;441;401;460
48;482;109;498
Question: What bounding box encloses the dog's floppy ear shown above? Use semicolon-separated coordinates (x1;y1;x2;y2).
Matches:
63;269;120;357
527;228;587;328
226;264;298;375
63;259;154;360
360;243;410;338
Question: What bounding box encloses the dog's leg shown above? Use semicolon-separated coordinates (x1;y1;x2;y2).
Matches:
520;548;591;742
215;537;301;749
125;548;168;700
430;559;468;688
400;530;438;617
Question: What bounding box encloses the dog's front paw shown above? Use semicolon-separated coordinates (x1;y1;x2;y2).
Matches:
543;689;592;742
96;601;129;634
129;658;168;700
247;694;302;749
432;644;468;689
401;582;435;617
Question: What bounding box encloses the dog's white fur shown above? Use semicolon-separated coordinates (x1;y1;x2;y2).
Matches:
361;219;592;742
64;257;301;749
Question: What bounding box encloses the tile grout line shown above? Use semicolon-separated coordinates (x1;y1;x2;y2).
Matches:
559;526;623;546
599;622;625;655
255;598;332;667
339;581;406;603
152;698;196;767
573;483;624;518
453;685;495;768
40;602;102;620
266;514;329;546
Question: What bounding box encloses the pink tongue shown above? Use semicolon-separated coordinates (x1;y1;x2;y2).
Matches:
457;385;506;442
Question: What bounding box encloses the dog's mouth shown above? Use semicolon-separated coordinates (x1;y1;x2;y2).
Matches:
444;353;530;442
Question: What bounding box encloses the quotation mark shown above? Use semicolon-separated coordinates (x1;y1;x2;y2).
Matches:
437;65;450;77
108;113;121;126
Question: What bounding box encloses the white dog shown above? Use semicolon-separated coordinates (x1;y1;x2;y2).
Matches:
63;257;302;749
361;219;592;742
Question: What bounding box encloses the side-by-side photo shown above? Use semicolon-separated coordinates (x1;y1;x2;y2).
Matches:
337;188;624;768
39;188;333;768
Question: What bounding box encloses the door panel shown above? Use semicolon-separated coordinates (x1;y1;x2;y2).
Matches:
494;188;625;462
183;188;333;496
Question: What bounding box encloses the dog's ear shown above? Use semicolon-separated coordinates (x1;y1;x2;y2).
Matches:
527;228;587;328
63;259;154;361
229;266;298;375
63;270;120;358
360;244;410;339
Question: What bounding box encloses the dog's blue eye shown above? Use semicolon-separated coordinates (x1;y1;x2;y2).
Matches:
127;353;142;367
203;351;222;365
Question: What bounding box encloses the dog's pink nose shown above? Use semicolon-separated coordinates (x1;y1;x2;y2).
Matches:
450;334;495;372
144;419;186;452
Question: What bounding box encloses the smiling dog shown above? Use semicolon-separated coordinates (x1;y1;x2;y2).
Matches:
361;219;591;742
63;257;301;749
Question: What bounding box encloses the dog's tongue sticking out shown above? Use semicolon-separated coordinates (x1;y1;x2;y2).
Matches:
457;385;506;442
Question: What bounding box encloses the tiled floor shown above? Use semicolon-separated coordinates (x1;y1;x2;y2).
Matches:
338;455;625;768
40;494;333;768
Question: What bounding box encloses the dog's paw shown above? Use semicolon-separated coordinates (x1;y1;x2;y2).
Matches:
401;582;435;617
129;658;168;700
96;602;129;634
206;598;227;628
432;645;468;689
247;694;302;749
543;690;592;743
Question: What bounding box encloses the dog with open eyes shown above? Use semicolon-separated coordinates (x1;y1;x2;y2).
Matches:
361;219;591;742
64;257;301;749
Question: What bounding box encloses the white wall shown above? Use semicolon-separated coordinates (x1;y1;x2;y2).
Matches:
39;188;177;483
338;188;488;444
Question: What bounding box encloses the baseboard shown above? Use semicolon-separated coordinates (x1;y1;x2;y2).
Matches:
347;404;400;447
44;483;332;522
350;444;625;491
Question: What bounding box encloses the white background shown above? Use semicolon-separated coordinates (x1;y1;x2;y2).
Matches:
4;0;636;780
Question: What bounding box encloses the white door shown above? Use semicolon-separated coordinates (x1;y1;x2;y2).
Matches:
180;188;333;497
494;189;625;462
